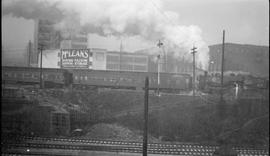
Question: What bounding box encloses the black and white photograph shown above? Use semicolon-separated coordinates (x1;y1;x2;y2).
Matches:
2;0;269;155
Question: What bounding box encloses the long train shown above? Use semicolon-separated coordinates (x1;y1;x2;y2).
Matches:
2;66;192;92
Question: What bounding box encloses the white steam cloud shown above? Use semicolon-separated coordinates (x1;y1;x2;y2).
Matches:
3;0;209;70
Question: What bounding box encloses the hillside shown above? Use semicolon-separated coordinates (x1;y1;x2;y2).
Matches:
2;86;268;147
50;88;269;146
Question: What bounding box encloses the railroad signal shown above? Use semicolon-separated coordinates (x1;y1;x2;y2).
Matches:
157;40;167;73
157;40;163;48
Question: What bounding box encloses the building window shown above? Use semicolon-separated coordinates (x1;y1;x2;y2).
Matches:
16;73;22;78
4;72;10;78
107;63;119;70
48;74;56;80
134;57;147;64
121;56;133;62
134;65;147;71
96;53;104;61
107;55;119;62
121;64;133;71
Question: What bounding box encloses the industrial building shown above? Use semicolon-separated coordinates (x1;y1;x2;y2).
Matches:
106;51;148;72
208;43;269;77
60;33;88;49
32;19;61;67
91;48;107;70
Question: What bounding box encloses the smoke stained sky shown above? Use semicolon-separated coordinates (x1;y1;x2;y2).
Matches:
2;0;269;69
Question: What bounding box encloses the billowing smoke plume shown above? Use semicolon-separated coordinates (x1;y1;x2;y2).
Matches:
2;0;64;21
2;0;209;70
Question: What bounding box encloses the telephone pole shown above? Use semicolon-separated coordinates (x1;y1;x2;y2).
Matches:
191;46;197;97
39;45;44;89
218;30;226;119
157;54;160;96
157;40;163;96
143;77;149;156
119;39;123;71
28;40;32;67
220;30;225;103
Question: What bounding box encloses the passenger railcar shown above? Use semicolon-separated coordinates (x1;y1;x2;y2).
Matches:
2;66;192;92
71;69;191;92
2;66;65;87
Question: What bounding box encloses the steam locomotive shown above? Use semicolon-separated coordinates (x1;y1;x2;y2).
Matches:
2;66;192;92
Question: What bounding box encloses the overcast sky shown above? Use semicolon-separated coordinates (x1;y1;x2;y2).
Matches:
163;0;269;46
2;0;269;52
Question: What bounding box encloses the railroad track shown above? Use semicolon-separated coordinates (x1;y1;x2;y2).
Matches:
2;136;268;156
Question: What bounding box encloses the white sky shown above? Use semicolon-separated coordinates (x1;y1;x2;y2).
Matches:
163;0;269;46
2;0;269;52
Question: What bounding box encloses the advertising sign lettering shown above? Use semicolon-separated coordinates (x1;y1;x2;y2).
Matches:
60;49;92;68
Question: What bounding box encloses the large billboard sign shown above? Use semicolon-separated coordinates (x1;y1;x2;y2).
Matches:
60;49;92;68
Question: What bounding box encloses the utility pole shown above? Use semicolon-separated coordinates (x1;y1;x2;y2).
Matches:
119;38;123;71
28;40;32;67
191;46;197;97
143;77;149;156
157;54;160;96
39;45;44;89
220;30;225;103
157;40;163;96
218;30;226;119
162;46;167;73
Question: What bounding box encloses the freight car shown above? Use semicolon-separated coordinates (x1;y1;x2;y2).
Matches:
2;66;192;92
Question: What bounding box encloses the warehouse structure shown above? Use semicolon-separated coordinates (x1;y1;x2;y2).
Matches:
208;43;269;77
